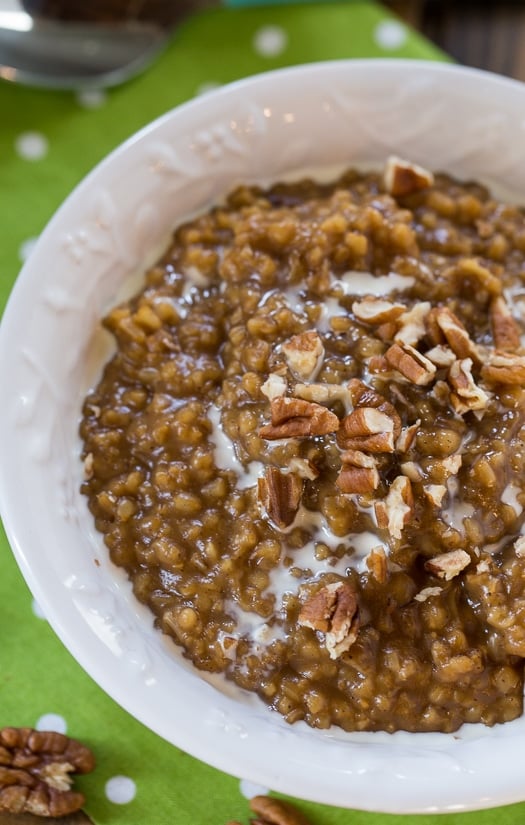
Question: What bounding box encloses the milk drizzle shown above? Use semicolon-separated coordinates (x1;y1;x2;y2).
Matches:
207;268;415;648
502;483;523;517
442;476;474;533
207;404;264;489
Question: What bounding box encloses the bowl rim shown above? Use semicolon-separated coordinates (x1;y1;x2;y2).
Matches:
2;58;525;814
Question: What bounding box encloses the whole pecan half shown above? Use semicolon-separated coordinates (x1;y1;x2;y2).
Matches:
0;727;95;817
249;795;313;825
258;467;303;529
337;407;396;453
259;397;340;439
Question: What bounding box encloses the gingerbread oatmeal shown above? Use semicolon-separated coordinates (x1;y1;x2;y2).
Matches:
80;157;525;733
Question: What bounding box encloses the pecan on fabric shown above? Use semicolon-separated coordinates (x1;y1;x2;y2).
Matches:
0;727;95;817
226;795;313;825
249;795;313;825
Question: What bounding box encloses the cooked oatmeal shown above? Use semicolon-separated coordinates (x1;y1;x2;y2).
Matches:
80;157;525;733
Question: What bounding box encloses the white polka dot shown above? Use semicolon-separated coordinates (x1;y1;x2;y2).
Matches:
15;131;49;161
35;714;67;734
373;19;408;50
19;236;39;263
239;779;270;799
76;88;107;109
31;598;47;619
105;775;136;805
195;81;221;97
253;25;288;58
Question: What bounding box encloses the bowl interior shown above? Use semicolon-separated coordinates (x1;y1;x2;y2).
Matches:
2;59;525;813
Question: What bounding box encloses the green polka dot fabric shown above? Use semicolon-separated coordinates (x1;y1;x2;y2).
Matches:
1;3;522;824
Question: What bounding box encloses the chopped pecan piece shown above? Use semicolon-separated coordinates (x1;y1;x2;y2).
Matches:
414;586;442;603
376;320;398;342
288;457;319;481
259;397;340;439
425;549;471;580
347;378;401;436
481;351;525;384
293;381;352;410
514;536;525;558
490;296;521;352
384;155;434;197
340;407;394;438
0;727;95;818
423;484;447;507
261;373;287;401
337;450;380;494
475;558;491;574
282;331;324;381
366;546;388;583
340;449;377;468
441;454;462;477
249;795;313;825
425;306;444;347
424;344;457;368
400;461;424;482
375;475;414;540
83;452;94;480
218;634;238;660
394;302;431;347
385;342;436;386
373;501;388;528
352;296;405;325
432;379;452;406
426;307;480;363
367;354;390;374
396;420;420;453
338;407;395;452
448;358;489;414
338;431;395;453
258;467;303;529
298;581;359;659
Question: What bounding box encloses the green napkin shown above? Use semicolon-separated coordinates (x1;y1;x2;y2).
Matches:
0;2;519;823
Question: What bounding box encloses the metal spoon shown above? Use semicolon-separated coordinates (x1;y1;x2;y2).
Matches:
0;0;174;89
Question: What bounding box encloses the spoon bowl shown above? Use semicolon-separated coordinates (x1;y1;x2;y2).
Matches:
0;1;173;89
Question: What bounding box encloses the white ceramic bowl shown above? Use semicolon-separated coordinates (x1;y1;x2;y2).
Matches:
2;60;525;814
